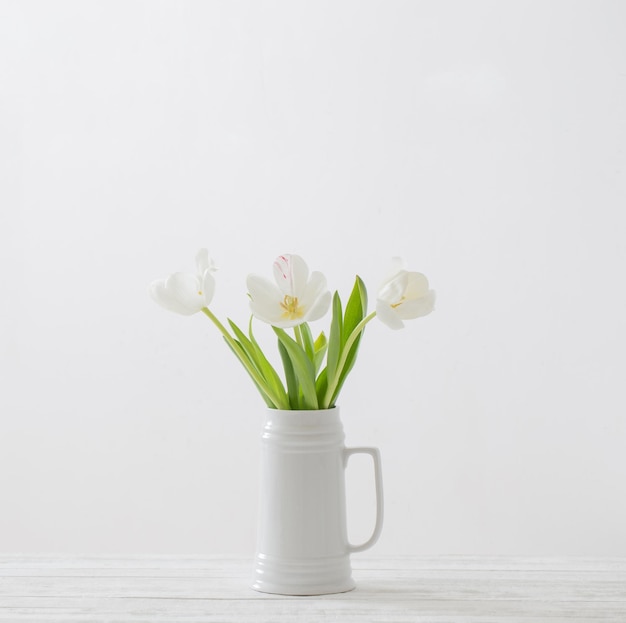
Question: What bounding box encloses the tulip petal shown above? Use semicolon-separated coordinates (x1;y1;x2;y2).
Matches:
273;254;309;297
200;270;216;307
299;271;328;309
249;304;283;326
404;272;430;298
249;255;330;327
306;290;332;322
378;271;408;305
150;278;198;316
395;290;436;319
247;274;283;309
165;272;206;314
247;274;286;324
376;299;405;330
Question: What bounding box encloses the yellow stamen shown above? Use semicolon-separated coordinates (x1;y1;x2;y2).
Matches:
280;295;304;320
391;296;406;309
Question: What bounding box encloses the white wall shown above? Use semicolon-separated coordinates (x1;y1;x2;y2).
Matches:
1;0;625;556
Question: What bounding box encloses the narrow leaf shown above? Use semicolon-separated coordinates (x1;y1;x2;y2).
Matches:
327;276;369;407
299;322;315;362
274;327;318;410
277;339;299;409
229;319;288;409
328;341;361;407
326;292;343;384
328;327;366;408
315;366;328;406
313;331;328;375
222;337;275;408
314;331;327;352
343;276;367;344
248;318;290;405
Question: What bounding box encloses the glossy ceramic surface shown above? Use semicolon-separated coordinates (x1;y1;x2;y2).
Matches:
252;407;383;595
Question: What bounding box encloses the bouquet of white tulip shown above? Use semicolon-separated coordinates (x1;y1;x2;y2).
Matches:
150;252;435;410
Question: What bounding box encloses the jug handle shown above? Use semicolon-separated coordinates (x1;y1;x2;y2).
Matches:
344;447;384;553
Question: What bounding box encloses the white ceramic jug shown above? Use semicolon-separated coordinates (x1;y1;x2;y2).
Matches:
252;407;384;595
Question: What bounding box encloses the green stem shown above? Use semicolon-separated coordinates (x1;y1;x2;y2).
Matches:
201;307;281;408
323;311;377;408
294;324;304;348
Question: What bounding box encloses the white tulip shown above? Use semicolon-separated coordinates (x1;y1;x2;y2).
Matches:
149;249;217;315
376;257;435;330
247;254;331;328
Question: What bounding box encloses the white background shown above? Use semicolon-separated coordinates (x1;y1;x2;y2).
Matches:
1;0;625;557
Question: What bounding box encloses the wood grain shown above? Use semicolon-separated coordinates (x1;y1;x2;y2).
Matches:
1;555;624;622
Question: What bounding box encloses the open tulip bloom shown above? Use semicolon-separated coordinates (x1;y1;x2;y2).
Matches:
150;252;435;410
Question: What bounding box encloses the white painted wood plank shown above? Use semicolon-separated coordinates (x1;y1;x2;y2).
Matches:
2;570;625;600
358;555;626;572
0;555;624;622
0;599;624;623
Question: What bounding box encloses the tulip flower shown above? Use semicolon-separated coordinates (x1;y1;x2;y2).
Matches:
247;254;331;328
150;250;435;410
376;257;435;330
149;249;217;315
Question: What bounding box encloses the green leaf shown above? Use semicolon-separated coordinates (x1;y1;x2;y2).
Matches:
328;276;369;405
314;331;327;352
222;337;275;408
228;319;289;409
274;327;318;410
315;366;328;405
343;275;367;346
327;343;360;407
326;292;343;384
277;339;299;409
323;277;371;408
313;331;328;375
299;322;315;362
247;319;290;409
327;335;365;408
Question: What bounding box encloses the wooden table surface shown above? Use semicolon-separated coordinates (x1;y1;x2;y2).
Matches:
1;555;624;622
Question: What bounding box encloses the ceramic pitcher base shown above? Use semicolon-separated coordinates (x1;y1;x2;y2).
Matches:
251;553;356;596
